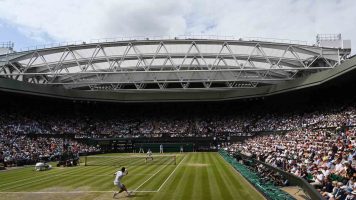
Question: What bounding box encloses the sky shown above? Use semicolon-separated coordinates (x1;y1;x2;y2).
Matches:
0;0;355;53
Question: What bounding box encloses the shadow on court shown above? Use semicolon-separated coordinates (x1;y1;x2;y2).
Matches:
129;193;150;198
114;193;150;199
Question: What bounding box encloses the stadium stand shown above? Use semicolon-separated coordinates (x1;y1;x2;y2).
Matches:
0;85;355;162
226;92;356;198
0;52;355;198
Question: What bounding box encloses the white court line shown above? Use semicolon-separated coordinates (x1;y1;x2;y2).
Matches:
133;164;169;192
1;167;152;190
0;165;104;188
157;155;187;191
0;166;102;191
0;168;71;187
1;158;183;194
0;190;157;194
54;173;154;177
0;172;77;190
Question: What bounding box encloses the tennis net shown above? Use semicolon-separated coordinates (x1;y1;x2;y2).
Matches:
84;155;176;166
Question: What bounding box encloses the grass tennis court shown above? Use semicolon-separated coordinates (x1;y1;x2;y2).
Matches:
0;152;265;200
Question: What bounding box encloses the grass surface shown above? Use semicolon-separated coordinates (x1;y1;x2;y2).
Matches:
0;152;265;200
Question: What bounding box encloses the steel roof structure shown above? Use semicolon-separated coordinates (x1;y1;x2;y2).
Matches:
0;37;351;91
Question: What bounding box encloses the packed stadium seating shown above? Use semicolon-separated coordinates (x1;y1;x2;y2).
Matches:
0;80;355;198
227;101;356;198
0;90;354;164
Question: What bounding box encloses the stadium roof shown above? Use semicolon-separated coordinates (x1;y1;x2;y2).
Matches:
0;37;351;92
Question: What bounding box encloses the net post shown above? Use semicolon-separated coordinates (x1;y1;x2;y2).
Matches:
174;155;177;165
84;156;87;166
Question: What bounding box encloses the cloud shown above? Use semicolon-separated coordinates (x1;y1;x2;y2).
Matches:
0;0;355;51
190;0;356;44
0;0;191;42
102;1;189;37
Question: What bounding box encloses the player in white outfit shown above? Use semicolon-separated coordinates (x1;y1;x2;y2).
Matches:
160;144;163;153
146;149;153;162
113;167;131;198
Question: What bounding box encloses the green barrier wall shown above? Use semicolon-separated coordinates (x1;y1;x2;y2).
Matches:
219;149;295;200
230;151;324;200
235;152;323;200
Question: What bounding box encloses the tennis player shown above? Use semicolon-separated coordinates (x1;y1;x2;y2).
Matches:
113;167;131;198
146;149;153;162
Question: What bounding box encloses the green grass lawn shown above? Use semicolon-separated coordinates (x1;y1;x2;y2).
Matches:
0;152;265;200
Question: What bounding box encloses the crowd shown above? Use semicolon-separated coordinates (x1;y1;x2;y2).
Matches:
0;135;100;167
0;103;354;139
230;125;356;199
0;92;355;173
